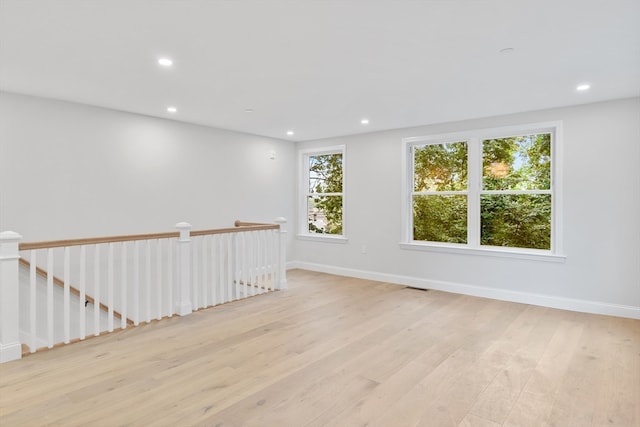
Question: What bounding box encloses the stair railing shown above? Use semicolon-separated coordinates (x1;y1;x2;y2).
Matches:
0;218;287;363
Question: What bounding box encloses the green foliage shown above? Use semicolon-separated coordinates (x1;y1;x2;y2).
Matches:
308;195;343;234
413;195;467;243
483;134;550;190
308;154;343;234
481;195;551;249
414;142;467;191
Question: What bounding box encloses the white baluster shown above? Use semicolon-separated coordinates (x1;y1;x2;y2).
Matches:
247;231;258;295
227;233;233;302
121;242;127;329
250;231;257;296
0;231;22;363
234;233;240;300
244;233;249;297
80;245;86;340
237;233;251;298
217;235;224;305
167;238;173;317
249;231;256;296
202;236;208;308
218;235;224;304
223;234;229;303
269;229;277;291
156;239;162;320
29;250;36;352
259;230;265;292
108;243;114;332
265;230;271;291
239;232;246;300
259;230;265;293
175;222;193;316
198;237;203;308
273;228;279;290
253;231;258;292
274;217;288;290
241;232;247;298
192;237;198;310
93;244;100;337
133;240;140;326
47;248;54;347
261;230;268;292
256;231;263;293
264;230;275;291
146;240;151;323
211;234;218;306
64;246;71;343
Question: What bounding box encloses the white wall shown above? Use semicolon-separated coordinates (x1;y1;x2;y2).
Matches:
0;92;296;241
294;98;640;318
2;92;638;318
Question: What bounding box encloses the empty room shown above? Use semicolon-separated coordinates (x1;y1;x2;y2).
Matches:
0;1;639;426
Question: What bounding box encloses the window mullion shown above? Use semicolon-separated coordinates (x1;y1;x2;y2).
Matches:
467;137;481;247
481;189;552;195
309;192;342;197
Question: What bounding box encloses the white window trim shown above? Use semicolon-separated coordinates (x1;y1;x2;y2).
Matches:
297;145;347;242
401;121;564;262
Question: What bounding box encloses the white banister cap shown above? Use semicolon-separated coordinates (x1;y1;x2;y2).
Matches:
0;231;22;241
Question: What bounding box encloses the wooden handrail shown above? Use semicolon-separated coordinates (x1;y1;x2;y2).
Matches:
19;221;279;251
234;220;269;227
19;258;134;326
192;223;278;237
19;231;179;251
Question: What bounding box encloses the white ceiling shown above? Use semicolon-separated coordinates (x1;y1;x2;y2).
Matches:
1;0;639;142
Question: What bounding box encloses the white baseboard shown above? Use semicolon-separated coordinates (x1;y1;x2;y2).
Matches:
287;261;640;320
0;341;22;363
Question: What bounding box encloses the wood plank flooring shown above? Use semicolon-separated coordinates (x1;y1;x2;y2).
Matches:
1;269;639;426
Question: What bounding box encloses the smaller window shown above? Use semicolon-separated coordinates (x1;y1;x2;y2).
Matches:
299;146;345;238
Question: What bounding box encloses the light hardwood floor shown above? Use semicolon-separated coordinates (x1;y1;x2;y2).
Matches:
1;269;639;426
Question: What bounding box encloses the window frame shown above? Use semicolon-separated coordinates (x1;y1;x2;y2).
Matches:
297;145;347;243
401;122;565;262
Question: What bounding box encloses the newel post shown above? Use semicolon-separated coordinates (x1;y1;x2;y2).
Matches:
274;217;288;290
175;222;193;316
0;231;22;363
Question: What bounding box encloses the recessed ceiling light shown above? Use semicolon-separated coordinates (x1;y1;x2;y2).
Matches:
576;84;591;91
499;47;515;54
167;106;177;113
361;118;369;125
158;58;173;67
244;108;254;113
286;130;294;136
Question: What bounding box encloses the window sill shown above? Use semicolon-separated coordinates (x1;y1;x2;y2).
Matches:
297;234;349;244
399;242;566;263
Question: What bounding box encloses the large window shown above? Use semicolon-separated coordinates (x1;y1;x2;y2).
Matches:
299;146;345;239
403;123;562;258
